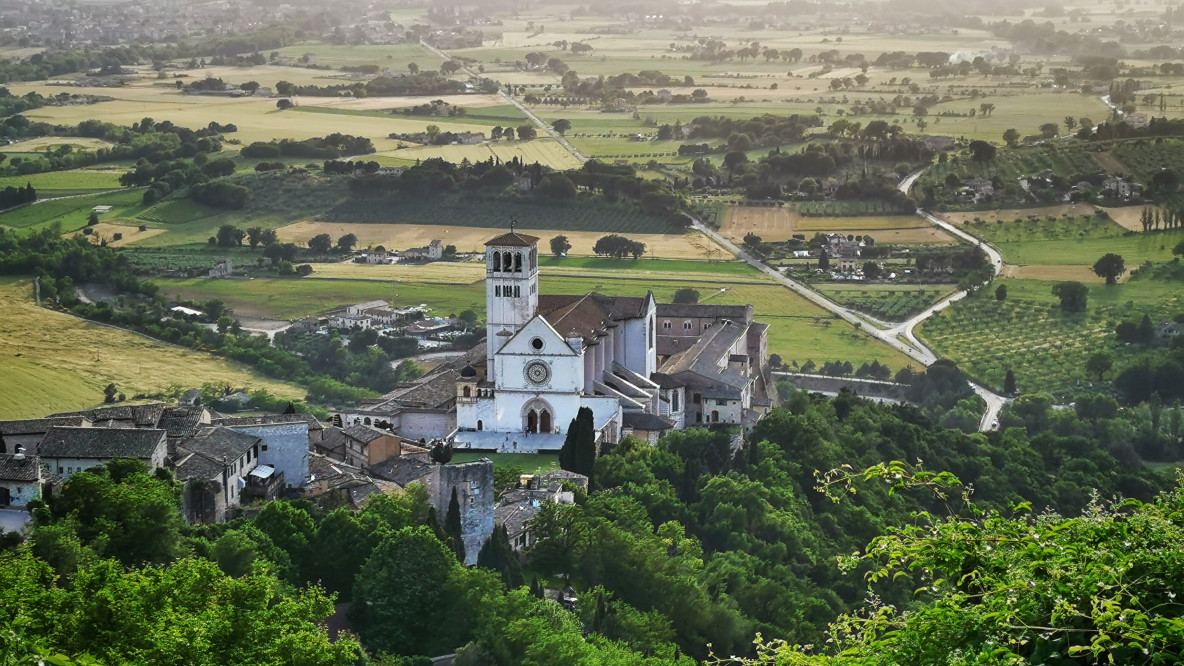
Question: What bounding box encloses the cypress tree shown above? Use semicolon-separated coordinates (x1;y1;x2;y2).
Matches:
1004;369;1017;396
445;487;465;563
476;525;523;588
560;406;597;484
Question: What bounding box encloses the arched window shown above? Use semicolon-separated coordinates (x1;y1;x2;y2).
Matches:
684;321;692;330
477;419;483;431
462;385;471;398
503;251;513;271
364;417;371;425
663;320;671;329
711;410;719;422
493;252;501;271
514;252;523;272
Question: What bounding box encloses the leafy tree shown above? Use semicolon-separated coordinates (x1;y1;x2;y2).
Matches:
552;118;571;135
516;125;538;140
276;98;293;110
743;232;763;252
246;226;264;248
337;233;358;251
550;234;572;257
1052;280;1088;312
307;233;333;253
1039;121;1059;138
1092;253;1125;285
672;288;700;304
995;283;1007;301
1174;239;1184;256
1002;128;1020;147
818;250;830;271
967;140;996;162
352;526;460;657
215;224;244;247
1086;351;1113;381
103;382;117;403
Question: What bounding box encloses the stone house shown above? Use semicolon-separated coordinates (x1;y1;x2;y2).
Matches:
341;424;405;469
214;414;322;487
0;452;41;508
38;426;168;477
174;426;262;523
402;240;444;261
0;416;91;453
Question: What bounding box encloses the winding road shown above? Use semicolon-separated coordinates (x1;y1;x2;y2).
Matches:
422;39;1008;430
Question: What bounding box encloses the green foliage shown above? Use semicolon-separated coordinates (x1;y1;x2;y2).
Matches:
49;460;182;567
559;406;597;484
476;524;524;589
1053;280;1088;312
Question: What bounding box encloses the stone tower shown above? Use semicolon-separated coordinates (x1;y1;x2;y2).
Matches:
484;230;539;370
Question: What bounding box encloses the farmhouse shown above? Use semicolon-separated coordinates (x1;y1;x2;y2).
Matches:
402;239;444;261
338;231;774;450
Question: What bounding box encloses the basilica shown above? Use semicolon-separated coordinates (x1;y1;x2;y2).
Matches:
342;231;776;451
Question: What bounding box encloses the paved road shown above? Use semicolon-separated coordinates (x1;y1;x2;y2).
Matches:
419;41;588;161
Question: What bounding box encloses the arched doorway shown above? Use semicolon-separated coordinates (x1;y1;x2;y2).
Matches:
476;420;483;431
522;399;554;434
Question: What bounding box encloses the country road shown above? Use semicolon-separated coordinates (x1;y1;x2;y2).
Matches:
419;41;588;161
415;41;1008;430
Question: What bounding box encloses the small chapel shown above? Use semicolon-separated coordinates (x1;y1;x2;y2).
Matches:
341;230;777;451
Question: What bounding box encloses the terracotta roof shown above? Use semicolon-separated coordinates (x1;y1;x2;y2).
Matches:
656;303;752;321
214;413;323;430
0;454;40;482
39;426;166;459
367;453;435;486
484;232;539;247
537;292;648;340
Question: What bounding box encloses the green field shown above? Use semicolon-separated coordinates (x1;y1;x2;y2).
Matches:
0;169;124;195
0;189;146;233
919;278;1184;397
960;213;1124;244
0;278;304;419
998;230;1184;266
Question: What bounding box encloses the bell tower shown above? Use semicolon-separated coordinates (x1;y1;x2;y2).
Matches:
484;228;539;370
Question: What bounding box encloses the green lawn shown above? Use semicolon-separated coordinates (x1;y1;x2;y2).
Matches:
451;452;558;474
538;256;760;276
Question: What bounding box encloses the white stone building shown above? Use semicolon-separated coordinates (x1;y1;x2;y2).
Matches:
337;231;776;450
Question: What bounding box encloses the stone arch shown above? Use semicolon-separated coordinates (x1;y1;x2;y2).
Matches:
462;385;471;398
514;252;523;272
477;419;483;431
503;251;513;272
521;398;554;434
364;417;371;425
493;251;501;271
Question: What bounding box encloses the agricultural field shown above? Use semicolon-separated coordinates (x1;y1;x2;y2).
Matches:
0;169;123;195
0;189;147;234
953;212;1125;244
79;223;166;247
919;278;1184;397
369;138;583;170
720;206;955;244
813;284;958;322
276;221;727;259
0;278;303;419
2;136;115;152
997;230;1184;268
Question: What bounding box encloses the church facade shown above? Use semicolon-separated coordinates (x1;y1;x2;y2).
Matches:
340;231;776;452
